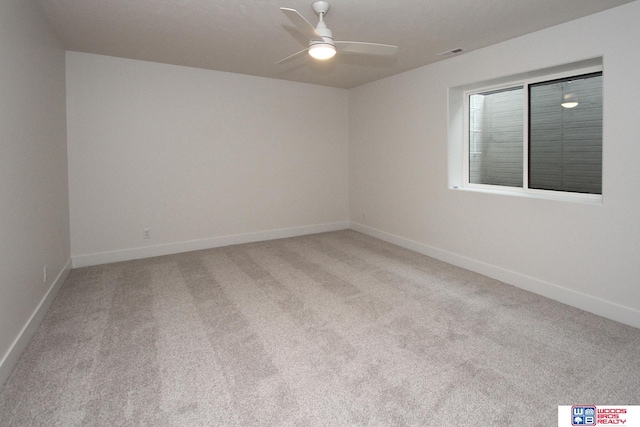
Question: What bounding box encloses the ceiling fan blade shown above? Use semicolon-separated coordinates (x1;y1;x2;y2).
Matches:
275;47;309;65
335;41;398;56
280;8;322;41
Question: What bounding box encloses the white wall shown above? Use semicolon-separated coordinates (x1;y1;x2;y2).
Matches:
66;53;349;266
0;0;71;384
349;1;640;327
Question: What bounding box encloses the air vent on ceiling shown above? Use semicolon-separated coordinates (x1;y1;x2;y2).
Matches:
438;48;465;57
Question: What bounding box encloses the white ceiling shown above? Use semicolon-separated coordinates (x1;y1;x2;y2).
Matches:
38;0;635;89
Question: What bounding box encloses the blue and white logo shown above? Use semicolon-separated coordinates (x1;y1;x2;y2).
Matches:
571;406;596;426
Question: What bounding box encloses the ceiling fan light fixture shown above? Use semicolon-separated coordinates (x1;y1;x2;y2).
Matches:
277;2;397;65
561;101;579;109
561;93;578;109
308;43;336;60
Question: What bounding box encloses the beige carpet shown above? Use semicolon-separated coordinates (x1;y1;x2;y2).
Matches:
1;230;639;426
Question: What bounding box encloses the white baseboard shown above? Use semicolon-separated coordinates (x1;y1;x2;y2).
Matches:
350;222;640;329
72;221;351;268
0;258;72;387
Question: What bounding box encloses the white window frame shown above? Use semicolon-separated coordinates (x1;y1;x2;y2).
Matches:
449;58;603;204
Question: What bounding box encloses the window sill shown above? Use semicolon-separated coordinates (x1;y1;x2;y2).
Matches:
451;185;603;205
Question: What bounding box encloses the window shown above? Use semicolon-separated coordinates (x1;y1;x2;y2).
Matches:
449;59;604;202
528;73;602;194
468;86;524;188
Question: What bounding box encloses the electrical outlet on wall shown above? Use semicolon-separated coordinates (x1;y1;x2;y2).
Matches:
143;228;151;239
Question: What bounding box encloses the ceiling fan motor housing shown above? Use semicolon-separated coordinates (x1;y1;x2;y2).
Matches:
311;2;334;47
311;26;334;47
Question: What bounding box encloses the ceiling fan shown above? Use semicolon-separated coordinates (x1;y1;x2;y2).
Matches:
276;1;398;64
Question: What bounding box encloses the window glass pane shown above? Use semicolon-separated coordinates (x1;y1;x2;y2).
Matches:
469;87;523;187
529;73;602;194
